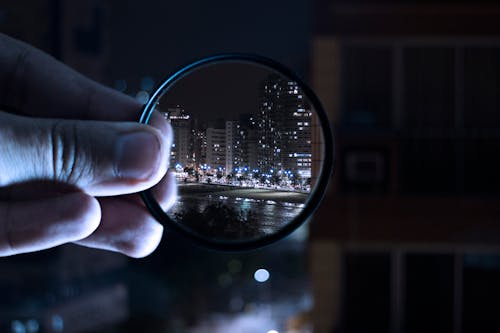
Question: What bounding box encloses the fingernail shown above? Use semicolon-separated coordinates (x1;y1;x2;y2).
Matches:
115;131;161;180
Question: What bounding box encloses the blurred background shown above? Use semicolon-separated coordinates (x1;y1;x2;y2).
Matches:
2;0;500;332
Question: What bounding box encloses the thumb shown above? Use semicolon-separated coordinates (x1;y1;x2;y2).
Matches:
0;111;170;196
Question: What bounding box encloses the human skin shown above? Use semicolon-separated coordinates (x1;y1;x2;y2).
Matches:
0;33;176;258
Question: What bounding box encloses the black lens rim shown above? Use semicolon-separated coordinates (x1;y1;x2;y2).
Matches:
139;53;334;251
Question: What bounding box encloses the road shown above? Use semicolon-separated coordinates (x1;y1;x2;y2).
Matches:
178;184;309;204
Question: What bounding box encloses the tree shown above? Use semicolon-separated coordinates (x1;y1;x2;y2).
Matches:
173;203;262;239
184;166;195;175
292;171;302;186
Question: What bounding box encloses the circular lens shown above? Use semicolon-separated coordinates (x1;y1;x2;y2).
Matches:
140;55;333;250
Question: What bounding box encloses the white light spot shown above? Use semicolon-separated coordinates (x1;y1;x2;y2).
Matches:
254;268;270;283
268;330;279;333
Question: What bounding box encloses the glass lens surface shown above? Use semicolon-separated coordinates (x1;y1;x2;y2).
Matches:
146;61;326;243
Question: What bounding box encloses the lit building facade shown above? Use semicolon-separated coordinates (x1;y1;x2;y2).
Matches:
225;115;260;175
162;106;193;168
240;114;260;174
225;121;238;173
258;75;284;174
281;81;313;178
206;127;226;172
257;74;313;178
192;127;207;168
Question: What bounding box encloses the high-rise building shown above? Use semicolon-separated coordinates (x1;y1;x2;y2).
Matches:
257;74;312;178
225;121;237;173
192;125;207;168
206;127;226;172
258;75;283;174
246;116;259;174
281;81;313;178
162;106;192;168
225;116;258;175
240;114;259;174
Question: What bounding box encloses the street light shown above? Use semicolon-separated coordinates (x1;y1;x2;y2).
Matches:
254;268;270;283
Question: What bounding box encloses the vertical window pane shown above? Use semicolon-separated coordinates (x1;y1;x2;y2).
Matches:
342;252;391;333
404;254;454;333
464;138;500;194
463;254;500;332
399;138;457;193
342;46;393;128
403;47;455;129
464;47;500;129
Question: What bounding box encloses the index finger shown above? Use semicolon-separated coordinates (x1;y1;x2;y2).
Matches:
0;33;141;122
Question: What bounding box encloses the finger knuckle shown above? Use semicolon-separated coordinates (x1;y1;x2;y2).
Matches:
50;121;92;185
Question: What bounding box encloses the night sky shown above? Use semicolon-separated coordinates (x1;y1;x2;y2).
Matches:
105;0;311;92
162;62;272;124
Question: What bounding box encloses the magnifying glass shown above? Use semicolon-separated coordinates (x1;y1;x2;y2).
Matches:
139;54;333;251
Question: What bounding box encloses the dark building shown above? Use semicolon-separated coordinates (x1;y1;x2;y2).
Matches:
245;114;260;174
257;74;312;179
280;80;313;179
162;106;193;169
310;1;500;332
257;75;283;174
225;120;240;174
206;126;226;173
192;122;208;169
225;114;259;175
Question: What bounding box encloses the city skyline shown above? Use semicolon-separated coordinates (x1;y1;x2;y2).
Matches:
161;73;315;189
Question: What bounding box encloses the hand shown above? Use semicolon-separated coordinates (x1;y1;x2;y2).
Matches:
0;33;176;258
